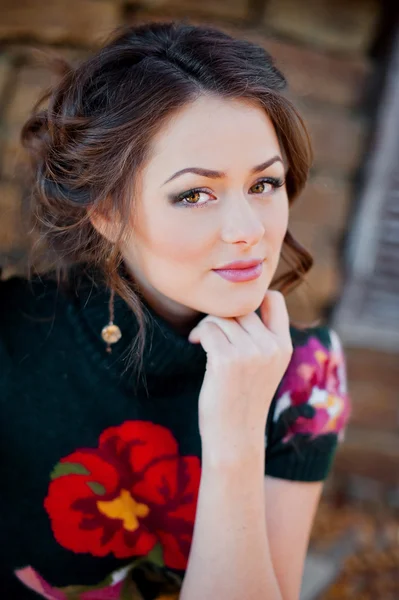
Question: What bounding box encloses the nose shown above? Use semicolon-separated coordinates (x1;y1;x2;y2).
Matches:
220;195;265;247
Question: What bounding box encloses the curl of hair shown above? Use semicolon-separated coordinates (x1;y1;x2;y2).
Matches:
21;21;314;378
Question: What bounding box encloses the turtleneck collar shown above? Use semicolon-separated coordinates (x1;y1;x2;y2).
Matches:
68;265;208;390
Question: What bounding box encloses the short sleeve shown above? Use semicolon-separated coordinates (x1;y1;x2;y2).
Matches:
265;326;351;482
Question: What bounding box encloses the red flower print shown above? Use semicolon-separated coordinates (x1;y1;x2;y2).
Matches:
44;421;201;570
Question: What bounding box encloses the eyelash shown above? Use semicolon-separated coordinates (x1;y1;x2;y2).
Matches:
170;177;285;209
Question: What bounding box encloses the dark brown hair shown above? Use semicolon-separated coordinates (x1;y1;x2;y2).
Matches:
21;21;314;376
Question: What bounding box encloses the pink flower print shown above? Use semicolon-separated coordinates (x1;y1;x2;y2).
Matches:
15;567;67;600
15;564;130;600
14;543;181;599
273;330;351;442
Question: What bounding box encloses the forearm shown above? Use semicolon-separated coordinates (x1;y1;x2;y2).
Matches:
180;441;282;600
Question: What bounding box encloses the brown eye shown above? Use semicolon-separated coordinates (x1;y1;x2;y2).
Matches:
171;187;215;208
185;191;201;204
250;180;273;194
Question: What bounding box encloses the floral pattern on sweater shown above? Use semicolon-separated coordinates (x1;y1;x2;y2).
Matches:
44;421;200;570
14;327;351;599
272;329;351;442
16;554;181;600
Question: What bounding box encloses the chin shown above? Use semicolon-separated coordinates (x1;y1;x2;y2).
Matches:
205;291;267;319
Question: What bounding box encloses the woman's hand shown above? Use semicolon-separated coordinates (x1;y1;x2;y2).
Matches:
188;290;293;464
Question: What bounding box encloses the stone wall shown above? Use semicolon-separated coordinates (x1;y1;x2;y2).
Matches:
0;0;378;320
1;0;393;493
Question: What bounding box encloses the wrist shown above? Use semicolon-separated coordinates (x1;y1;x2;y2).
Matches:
201;434;265;472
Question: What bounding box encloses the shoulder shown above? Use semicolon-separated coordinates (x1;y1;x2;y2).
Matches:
0;268;62;320
0;268;69;359
272;324;351;440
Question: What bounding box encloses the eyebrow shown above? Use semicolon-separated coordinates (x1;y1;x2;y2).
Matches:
162;155;283;186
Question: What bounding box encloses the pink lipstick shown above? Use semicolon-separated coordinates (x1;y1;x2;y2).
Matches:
212;259;264;282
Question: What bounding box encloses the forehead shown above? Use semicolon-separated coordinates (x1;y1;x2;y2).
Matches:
144;95;282;177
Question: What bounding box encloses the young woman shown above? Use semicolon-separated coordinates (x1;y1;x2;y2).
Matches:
0;21;351;600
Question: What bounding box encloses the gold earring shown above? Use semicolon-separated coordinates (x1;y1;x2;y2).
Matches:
101;287;122;353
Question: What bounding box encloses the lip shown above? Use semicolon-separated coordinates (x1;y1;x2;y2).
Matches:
212;259;264;283
214;258;264;270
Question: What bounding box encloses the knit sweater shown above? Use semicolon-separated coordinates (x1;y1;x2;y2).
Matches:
0;265;351;600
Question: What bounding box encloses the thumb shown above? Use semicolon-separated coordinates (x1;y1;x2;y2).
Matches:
258;289;290;338
257;290;271;326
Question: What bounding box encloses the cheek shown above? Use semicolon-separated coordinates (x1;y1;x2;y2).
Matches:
275;209;289;245
267;196;289;242
136;211;211;266
264;198;289;273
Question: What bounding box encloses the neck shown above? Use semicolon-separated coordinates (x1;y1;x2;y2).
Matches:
124;261;205;337
142;290;204;336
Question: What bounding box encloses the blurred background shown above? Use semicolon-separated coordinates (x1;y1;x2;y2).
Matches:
0;0;398;598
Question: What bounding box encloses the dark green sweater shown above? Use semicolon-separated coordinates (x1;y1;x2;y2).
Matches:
0;266;351;600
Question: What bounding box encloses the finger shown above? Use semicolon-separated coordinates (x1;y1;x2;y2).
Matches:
259;291;291;342
235;311;273;350
189;315;253;348
188;320;231;356
188;316;231;344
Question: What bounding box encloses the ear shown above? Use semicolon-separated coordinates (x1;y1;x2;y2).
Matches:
88;206;122;244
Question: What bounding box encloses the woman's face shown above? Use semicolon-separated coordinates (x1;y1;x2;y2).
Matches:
122;95;289;327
